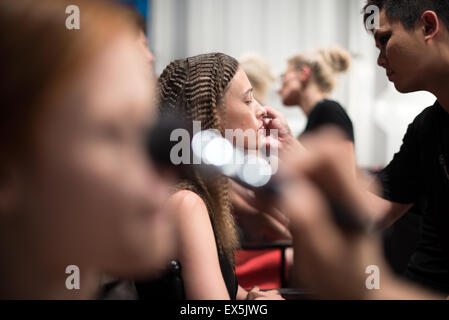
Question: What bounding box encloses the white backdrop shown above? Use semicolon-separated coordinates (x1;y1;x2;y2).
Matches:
148;0;436;168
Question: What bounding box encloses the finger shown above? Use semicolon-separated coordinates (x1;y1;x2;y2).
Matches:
262;289;281;295
265;106;284;119
232;181;255;200
246;286;260;300
262;117;272;127
262;213;292;240
263;208;290;229
262;135;280;150
254;296;285;300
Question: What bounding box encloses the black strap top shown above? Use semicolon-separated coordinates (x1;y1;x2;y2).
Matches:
135;219;237;300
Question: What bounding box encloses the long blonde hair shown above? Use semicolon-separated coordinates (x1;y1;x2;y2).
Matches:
288;46;351;93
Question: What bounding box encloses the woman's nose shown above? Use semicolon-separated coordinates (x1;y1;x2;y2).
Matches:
255;101;267;118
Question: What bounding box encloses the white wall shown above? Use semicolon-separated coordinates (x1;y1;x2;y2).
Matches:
149;0;437;168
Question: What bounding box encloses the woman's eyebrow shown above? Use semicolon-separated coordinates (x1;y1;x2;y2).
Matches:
241;88;253;98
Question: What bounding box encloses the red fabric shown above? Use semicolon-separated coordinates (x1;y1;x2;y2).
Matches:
235;249;282;290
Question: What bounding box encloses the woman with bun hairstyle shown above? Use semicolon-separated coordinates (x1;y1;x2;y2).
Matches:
279;46;355;144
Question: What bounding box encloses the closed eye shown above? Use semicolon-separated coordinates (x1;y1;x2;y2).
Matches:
245;91;254;105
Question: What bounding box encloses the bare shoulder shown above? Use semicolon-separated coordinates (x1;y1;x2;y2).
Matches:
169;190;217;263
168;190;209;221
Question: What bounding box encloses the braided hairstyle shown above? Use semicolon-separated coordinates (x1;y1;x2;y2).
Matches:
158;53;239;264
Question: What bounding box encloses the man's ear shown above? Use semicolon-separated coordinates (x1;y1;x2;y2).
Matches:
421;10;440;41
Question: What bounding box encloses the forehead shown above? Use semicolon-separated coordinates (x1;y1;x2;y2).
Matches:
376;10;392;33
375;9;407;34
80;33;154;120
228;68;252;96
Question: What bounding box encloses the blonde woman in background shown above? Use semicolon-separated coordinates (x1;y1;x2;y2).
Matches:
279;46;355;145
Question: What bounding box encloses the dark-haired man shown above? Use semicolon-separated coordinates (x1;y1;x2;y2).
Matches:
280;0;449;298
362;0;449;296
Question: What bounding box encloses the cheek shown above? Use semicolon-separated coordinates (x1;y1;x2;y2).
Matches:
385;43;399;65
285;79;300;95
386;40;414;72
281;80;300;105
29;136;161;266
224;101;255;130
31;143;128;233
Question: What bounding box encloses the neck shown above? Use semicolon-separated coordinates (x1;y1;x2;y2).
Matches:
0;224;101;299
297;83;327;117
431;78;449;113
428;43;449;113
436;93;449;113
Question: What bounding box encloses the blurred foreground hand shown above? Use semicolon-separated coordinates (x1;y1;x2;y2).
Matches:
278;127;439;300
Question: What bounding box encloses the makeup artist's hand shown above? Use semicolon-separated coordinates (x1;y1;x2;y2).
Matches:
282;176;439;300
278;126;368;220
281;177;386;299
277;127;439;299
261;106;306;155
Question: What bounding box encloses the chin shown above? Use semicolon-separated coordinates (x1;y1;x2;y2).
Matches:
392;74;424;94
281;91;299;107
108;233;174;279
393;81;420;94
109;214;175;278
282;97;297;107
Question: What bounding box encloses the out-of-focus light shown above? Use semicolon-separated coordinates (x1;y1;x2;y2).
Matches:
192;129;221;163
238;154;272;187
192;130;273;188
221;148;245;177
203;137;234;166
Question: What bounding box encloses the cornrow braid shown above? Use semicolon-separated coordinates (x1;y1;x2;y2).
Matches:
158;53;240;265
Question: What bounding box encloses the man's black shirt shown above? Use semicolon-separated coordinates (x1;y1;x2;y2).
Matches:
378;101;449;294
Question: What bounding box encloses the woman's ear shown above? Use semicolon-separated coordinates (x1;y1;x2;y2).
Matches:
299;66;311;83
421;10;440;41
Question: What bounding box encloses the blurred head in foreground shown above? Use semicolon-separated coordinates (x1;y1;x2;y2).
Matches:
129;7;156;66
0;0;173;299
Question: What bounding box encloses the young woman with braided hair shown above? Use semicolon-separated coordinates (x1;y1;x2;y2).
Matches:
136;53;286;300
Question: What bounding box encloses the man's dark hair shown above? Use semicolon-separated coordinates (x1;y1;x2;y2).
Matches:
363;0;449;30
